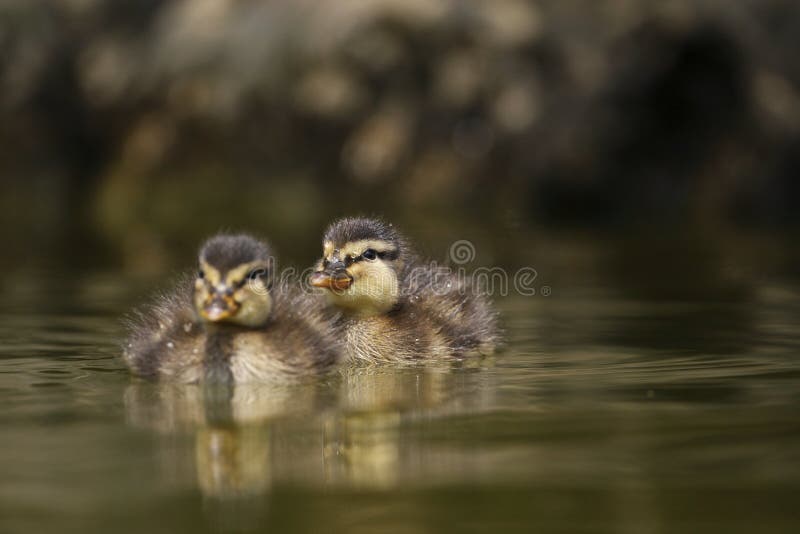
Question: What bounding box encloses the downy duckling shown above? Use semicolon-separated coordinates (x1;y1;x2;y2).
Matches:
124;234;340;383
309;217;499;361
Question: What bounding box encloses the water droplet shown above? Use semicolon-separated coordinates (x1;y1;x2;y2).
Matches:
192;348;199;354
127;343;132;348
166;342;174;349
183;322;192;333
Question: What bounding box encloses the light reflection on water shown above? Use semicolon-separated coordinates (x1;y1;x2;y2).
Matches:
1;268;799;533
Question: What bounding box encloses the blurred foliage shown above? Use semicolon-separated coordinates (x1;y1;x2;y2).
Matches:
1;0;800;270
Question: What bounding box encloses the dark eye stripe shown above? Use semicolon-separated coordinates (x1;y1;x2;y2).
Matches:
222;268;269;289
248;268;268;279
347;249;399;263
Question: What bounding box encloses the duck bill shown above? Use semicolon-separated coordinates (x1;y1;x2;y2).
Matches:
201;294;240;322
310;271;352;291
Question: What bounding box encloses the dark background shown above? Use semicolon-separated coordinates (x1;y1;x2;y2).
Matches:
2;0;799;274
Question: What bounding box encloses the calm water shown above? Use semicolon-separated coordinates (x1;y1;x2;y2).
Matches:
1;244;800;533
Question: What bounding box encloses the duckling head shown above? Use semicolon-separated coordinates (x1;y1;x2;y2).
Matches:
194;234;274;327
310;217;410;316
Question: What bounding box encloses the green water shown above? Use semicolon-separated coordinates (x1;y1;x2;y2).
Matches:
1;233;799;533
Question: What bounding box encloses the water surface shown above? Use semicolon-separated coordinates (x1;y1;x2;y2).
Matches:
1;250;799;533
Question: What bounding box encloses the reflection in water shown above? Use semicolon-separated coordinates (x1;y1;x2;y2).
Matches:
195;426;271;498
324;362;499;489
324;413;402;489
122;360;499;504
124;381;321;498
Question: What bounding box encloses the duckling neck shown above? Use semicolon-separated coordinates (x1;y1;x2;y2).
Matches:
338;299;403;318
326;287;400;317
203;325;236;384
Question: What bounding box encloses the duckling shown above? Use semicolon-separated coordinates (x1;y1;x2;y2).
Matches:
309;217;499;362
124;234;340;383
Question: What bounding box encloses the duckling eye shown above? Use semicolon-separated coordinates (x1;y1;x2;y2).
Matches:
362;249;378;261
198;270;205;279
248;269;267;281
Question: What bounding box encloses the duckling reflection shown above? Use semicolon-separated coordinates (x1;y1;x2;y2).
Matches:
124;380;325;498
310;217;500;362
195;425;271;497
124;361;501;495
322;360;498;488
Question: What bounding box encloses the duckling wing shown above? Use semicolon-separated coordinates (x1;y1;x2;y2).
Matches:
405;267;500;354
122;275;205;381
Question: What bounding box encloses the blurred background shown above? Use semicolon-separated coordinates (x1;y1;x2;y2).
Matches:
2;0;799;275
3;4;800;533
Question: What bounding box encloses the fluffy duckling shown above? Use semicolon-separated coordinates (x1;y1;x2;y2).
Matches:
309;217;499;361
124;234;340;383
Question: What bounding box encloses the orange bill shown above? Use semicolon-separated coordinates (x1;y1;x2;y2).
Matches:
201;294;240;321
310;272;352;291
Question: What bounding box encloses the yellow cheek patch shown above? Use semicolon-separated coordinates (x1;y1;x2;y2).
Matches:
194;280;210;307
347;263;365;279
349;261;397;293
330;259;400;316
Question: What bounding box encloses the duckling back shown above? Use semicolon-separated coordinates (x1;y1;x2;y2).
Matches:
338;267;500;363
123;275;206;382
407;266;500;355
